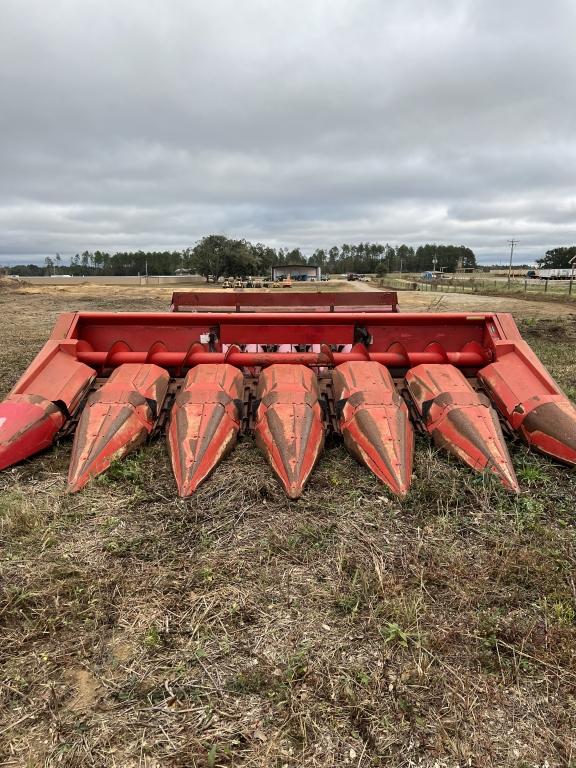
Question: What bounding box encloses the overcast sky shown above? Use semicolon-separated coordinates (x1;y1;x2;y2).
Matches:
1;0;575;265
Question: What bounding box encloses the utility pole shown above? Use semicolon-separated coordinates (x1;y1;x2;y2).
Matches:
507;239;518;288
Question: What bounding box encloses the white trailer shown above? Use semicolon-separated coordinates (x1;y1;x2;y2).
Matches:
533;268;573;280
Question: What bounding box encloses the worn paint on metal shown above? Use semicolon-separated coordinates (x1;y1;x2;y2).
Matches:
254;364;324;498
479;347;576;465
0;394;65;470
68;363;169;491
406;364;519;491
167;363;244;496
0;346;95;470
333;361;414;496
2;302;576;489
170;291;400;312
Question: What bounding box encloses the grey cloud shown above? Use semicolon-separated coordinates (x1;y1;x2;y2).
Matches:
1;0;575;264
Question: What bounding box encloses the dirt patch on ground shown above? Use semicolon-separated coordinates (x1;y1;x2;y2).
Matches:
396;289;576;318
66;669;103;713
11;279;576;317
0;289;575;767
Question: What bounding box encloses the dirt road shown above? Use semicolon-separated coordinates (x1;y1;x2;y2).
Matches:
5;279;576;319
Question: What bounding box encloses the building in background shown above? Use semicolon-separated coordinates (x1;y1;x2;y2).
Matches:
271;264;321;281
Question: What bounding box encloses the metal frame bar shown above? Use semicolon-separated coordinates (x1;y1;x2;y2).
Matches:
170;291;399;312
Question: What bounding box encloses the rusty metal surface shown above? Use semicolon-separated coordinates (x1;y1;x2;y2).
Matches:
167;364;244;496
68;364;169;491
406;364;519;492
519;399;576;464
254;365;324;498
479;347;576;465
333;362;414;496
0;345;95;471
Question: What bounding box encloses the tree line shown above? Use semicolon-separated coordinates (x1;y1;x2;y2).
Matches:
5;236;479;279
536;247;576;269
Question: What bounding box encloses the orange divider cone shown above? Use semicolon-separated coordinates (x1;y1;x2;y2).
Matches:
68;364;169;491
333;361;414;496
406;364;519;492
479;352;576;466
0;395;66;470
254;364;324;499
167;364;244;496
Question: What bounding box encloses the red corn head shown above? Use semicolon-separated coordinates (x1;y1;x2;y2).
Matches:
167;363;244;496
254;364;324;498
68;363;169;491
4;304;575;494
406;364;519;491
332;361;414;496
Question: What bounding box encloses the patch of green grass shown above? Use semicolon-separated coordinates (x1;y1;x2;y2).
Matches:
96;453;146;484
282;648;310;684
513;496;544;532
143;625;164;651
207;743;232;767
352;667;371;686
286;521;337;553
539;598;576;627
380;622;415;648
103;534;159;559
333;592;362;616
516;462;550;486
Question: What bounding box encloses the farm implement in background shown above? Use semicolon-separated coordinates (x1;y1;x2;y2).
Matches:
0;292;575;498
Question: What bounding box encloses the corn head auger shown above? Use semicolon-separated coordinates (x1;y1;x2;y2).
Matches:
0;291;575;498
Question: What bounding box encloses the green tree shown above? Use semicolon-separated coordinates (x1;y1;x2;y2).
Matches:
327;246;340;272
284;248;306;264
249;243;277;275
311;248;327;267
536;246;576;269
190;235;255;281
226;239;259;277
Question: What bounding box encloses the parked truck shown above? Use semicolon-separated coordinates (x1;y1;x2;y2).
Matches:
527;268;574;280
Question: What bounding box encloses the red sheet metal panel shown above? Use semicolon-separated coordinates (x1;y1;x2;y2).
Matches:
479;341;576;465
68;363;169;491
333;361;414;496
0;343;95;470
406;364;519;491
254;364;324;498
64;311;495;373
10;344;95;411
0;395;65;470
218;323;354;345
167;364;244;496
170;291;399;312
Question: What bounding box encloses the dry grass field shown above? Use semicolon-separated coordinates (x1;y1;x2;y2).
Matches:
0;283;575;767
